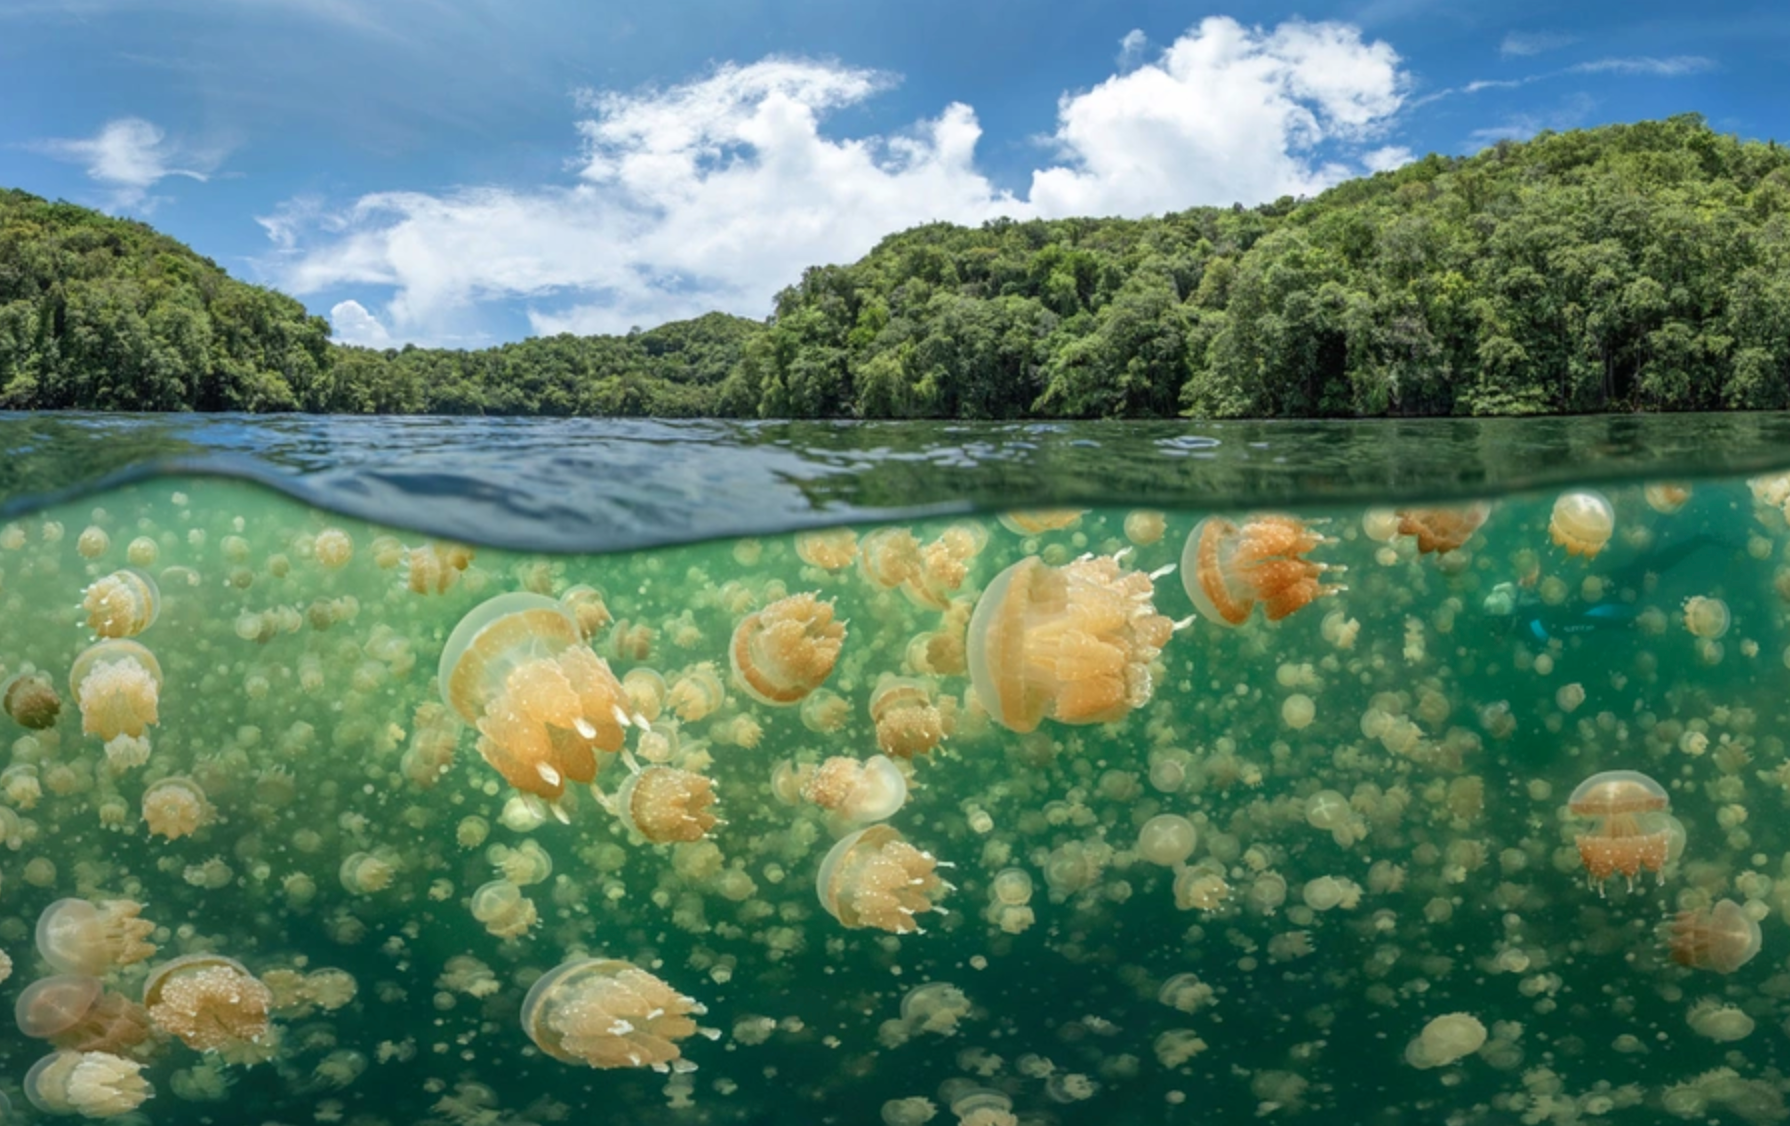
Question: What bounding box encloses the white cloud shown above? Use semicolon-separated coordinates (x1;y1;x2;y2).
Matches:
329;299;392;347
1499;31;1575;58
32;117;216;210
1028;18;1405;218
264;19;1409;345
1570;56;1715;77
1117;29;1148;69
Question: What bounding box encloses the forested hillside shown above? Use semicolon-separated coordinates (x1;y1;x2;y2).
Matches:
6;114;1790;417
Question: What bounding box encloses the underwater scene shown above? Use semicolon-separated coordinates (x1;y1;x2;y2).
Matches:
4;469;1790;1125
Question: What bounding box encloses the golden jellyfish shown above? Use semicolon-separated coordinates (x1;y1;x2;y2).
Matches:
800;687;851;734
3;670;62;730
36;898;156;976
405;541;473;594
69;639;161;742
312;527;353;568
1548;490;1616;558
1645;482;1692;514
470;879;538;939
142;954;272;1053
612;765;719;843
800;754;908;824
439;593;630;802
666;663;727;723
24;1050;152;1118
967;553;1174;733
903;526;986;610
1404;1013;1486;1069
794;528;859;570
997;509;1084;536
561;584;613;640
816;824;949;934
1181;515;1343;626
870;675;945;758
1136;814;1198;867
521;957;711;1072
621;668;668;723
857;527;923;589
1123;510;1167;546
1395;503;1490;556
1567;769;1673;891
729;592;845;706
140;776;212;840
81;569;159;639
1665;899;1762;974
1682;596;1731;640
16;975;103;1039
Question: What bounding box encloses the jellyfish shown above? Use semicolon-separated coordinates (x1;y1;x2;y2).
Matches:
439;593;630;802
1549;490;1616;558
521;957;711;1071
36;898;157;976
2;671;62;730
561;584;614;640
800;688;851;734
404;541;474;594
997;510;1084;536
1567;769;1673;891
142;954;273;1054
857;527;923;589
81;569;160;639
902;526;986;610
1136;814;1198;867
967;553;1175;733
1181;515;1344;626
1395;503;1490;556
16;975;103;1040
1645;482;1692;514
621;668;668;723
609;764;718;844
794;528;859;570
24;1050;152;1117
18;979;155;1060
69;639;162;742
869;676;945;758
666;664;727;723
729;592;845;706
1665;899;1762;974
816;824;949;934
312;527;354;568
140;776;212;840
469;880;538;939
1682;596;1731;640
800;755;908;824
1404;1013;1487;1069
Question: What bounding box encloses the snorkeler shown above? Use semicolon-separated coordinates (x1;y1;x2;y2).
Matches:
1482;531;1740;643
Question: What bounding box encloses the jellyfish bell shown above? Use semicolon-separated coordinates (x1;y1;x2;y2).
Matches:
1405;1013;1486;1069
1665;899;1762;974
140;776;212;841
2;670;62;730
1549;490;1616;559
870;676;945;758
69;639;162;742
1181;515;1344;627
1682;596;1731;640
521;957;710;1072
1645;482;1692;514
1395;504;1491;556
1567;769;1673;891
439;592;629;801
967;553;1175;733
729;592;846;706
81;569;160;639
816;824;949;934
1136;814;1198;867
794;528;859;571
16;975;103;1039
997;510;1084;536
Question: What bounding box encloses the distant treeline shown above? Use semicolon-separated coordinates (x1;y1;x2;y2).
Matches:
6;113;1790;417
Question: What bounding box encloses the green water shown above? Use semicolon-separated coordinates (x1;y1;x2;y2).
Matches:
1;469;1789;1125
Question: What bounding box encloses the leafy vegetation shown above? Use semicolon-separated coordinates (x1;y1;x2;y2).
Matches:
7;115;1790;417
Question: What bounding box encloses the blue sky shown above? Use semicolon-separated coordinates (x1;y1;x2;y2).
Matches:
0;0;1770;348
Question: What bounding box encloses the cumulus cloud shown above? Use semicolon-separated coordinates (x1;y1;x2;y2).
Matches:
265;19;1409;344
329;299;392;347
32;117;216;210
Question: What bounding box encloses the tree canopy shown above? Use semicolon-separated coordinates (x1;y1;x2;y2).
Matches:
7;115;1790;417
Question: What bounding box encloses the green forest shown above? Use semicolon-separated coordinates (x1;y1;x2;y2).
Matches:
5;114;1790;417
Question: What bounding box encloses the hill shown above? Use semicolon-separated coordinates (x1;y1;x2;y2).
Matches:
6;114;1790;417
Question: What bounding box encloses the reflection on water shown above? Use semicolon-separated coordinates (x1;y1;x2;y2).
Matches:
1;469;1789;1123
7;412;1790;551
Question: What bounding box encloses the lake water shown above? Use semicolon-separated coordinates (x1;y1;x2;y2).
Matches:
2;413;1790;1125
